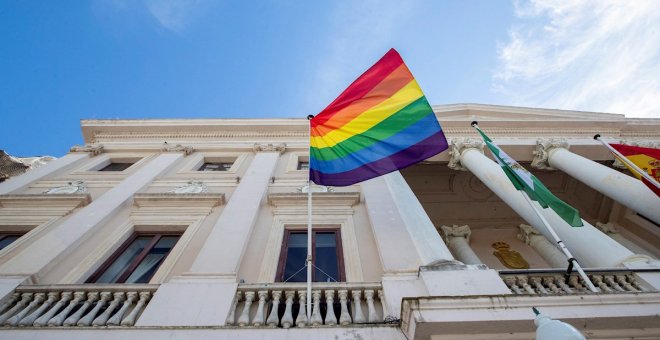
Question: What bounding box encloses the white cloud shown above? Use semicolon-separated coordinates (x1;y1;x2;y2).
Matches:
144;0;212;33
494;0;660;117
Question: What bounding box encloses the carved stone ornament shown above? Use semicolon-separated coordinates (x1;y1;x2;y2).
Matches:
169;181;208;194
448;138;484;171
517;224;542;245
253;143;286;154
161;143;194;156
492;241;530;269
297;184;334;193
531;138;569;170
43;180;88;194
595;222;620;235
612;140;660;169
69;144;104;156
440;224;471;243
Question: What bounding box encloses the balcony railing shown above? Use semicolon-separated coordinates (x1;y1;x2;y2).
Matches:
228;282;385;328
0;284;157;327
500;269;655;295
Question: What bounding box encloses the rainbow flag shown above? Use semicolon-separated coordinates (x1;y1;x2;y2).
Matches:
309;49;448;186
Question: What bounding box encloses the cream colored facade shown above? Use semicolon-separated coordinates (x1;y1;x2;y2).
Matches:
0;104;659;339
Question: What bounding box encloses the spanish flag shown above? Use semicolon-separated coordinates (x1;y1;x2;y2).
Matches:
610;143;660;196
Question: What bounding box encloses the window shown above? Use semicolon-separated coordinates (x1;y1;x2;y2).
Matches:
297;161;309;171
0;233;25;251
98;162;134;172
198;162;233;171
87;233;181;284
276;229;344;282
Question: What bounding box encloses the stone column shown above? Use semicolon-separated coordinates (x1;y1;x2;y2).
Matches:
453;138;649;268
0;152;183;277
517;224;566;268
595;222;653;257
138;143;284;327
532;138;660;224
440;225;482;265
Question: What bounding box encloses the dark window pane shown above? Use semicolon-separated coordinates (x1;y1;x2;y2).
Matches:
283;233;307;282
95;236;151;283
0;235;21;251
99;163;133;171
198;162;232;171
315;232;339;282
297;162;309;170
123;236;180;283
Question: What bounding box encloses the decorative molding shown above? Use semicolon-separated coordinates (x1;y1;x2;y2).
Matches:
595;221;620;235
253;143;286;154
132;193;225;209
0;194;91;209
297;184;334;193
516;224;542;245
161;142;194;156
43;181;88;194
69;144;104;156
440;224;471;242
267;192;359;210
448;138;484;171
168;181;208;194
531;138;569;170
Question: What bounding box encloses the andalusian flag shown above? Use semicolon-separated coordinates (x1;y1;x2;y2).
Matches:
474;125;583;227
609;143;660;196
309;49;448;186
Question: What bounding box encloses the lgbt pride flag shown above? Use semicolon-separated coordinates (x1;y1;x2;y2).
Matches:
309;49;448;186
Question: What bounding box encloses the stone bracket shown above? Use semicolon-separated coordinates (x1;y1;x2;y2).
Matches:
531;138;569;170
253;143;286;154
448;138;484;171
69;144;104;157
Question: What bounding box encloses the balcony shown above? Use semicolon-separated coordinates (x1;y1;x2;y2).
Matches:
228;282;386;328
0;284;156;327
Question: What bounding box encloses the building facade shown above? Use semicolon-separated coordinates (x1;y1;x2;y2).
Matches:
0;104;658;339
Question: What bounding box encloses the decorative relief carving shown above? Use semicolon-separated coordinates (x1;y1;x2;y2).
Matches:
440;224;471;242
70;144;104;156
43;181;88;194
448;138;484;171
517;224;542;245
297;184;334;193
161;142;194;156
531;138;569;170
253;143;286;153
169;181;208;194
492;241;530;269
595;222;619;235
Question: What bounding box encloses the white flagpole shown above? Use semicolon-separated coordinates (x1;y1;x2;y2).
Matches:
306;115;314;319
520;192;599;292
594;134;660;191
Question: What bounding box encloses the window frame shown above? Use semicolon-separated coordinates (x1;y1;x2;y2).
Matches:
86;232;182;284
275;228;345;282
0;232;26;251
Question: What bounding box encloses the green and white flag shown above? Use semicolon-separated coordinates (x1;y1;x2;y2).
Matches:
474;125;583;227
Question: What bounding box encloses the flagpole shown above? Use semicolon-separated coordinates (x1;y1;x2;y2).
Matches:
520;192;599;293
594;134;660;191
306;115;314;320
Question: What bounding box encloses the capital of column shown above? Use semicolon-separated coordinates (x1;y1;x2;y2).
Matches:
612;140;660;169
595;222;620;235
161;142;194;156
517;224;542;245
531;138;569;170
440;224;472;243
70;144;104;156
448;138;484;171
253;143;286;154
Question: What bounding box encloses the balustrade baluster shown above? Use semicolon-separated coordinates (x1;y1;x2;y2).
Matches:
378;290;388;321
591;275;612;293
252;291;268;326
20;292;59;326
338;290;351;325
554;275;573;294
504;277;522;294
364;290;378;322
0;293;32;324
324;289;337;326
351;290;366;323
34;292;72;326
237;291;255;326
0;293;19;315
542;277;561;294
603;275;625;292
280;290;295;329
529;277;549;295
626;274;648;292
567;276;587;293
266;290;282;327
121;292;151;326
225;291;241;325
64;292;99;326
6;292;44;326
107;292;136;326
295;290;308;327
77;292;111;326
516;276;536;294
310;290;322;326
93;292;125;326
50;291;84;326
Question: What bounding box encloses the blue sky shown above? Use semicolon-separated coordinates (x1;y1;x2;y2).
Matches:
1;1;659;157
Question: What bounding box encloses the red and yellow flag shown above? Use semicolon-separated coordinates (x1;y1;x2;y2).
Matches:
610;143;660;196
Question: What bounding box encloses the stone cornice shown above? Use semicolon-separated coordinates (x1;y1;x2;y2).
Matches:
132;193;225;208
267;192;360;208
0;194;91;209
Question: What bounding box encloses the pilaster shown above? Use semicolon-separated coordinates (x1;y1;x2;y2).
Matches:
440;225;482;265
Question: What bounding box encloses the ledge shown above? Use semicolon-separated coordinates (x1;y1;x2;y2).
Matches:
267;192;360;207
0;194;92;208
133;193;225;208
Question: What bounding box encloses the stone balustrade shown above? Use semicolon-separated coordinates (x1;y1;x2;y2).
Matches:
0;284;157;327
228;282;385;328
500;269;654;295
